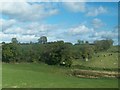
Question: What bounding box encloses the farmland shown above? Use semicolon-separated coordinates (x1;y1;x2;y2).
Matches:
2;63;118;88
2;40;119;88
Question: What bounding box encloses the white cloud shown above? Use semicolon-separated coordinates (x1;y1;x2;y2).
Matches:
68;24;94;35
92;18;105;29
0;2;59;21
23;23;58;36
90;30;118;40
0;32;16;42
101;31;118;39
0;32;38;43
0;19;16;30
87;6;107;16
0;22;118;45
89;28;118;45
3;22;57;36
63;2;86;12
3;27;24;34
17;35;38;43
0;17;59;43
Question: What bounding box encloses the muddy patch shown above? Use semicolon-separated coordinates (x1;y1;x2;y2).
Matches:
71;69;119;78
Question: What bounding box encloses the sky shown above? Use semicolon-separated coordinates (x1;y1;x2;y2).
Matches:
0;1;119;44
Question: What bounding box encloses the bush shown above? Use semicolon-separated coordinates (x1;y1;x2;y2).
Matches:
40;41;72;67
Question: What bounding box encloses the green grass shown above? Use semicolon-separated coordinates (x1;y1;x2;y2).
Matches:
73;51;118;69
2;63;118;88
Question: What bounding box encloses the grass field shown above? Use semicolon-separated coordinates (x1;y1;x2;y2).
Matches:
73;47;118;69
2;63;118;88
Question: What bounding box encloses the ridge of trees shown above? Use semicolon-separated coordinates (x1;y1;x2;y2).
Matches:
2;36;114;67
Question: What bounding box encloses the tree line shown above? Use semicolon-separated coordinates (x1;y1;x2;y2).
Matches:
2;36;113;67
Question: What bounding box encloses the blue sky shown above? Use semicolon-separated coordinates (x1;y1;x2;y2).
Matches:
0;1;118;44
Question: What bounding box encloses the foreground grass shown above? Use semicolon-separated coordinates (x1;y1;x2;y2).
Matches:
2;63;118;88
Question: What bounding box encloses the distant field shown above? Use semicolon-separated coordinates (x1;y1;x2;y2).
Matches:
2;63;118;88
73;46;119;69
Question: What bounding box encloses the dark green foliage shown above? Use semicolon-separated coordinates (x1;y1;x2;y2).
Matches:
2;37;114;67
2;44;13;63
94;39;113;52
76;40;84;45
2;43;20;62
11;38;18;44
2;38;20;62
81;45;94;59
85;41;89;44
38;36;47;44
40;41;72;66
2;42;5;44
71;44;95;61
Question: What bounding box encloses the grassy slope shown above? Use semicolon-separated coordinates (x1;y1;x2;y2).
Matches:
2;63;118;88
73;46;118;69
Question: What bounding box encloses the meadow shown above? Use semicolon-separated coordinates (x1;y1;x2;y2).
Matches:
2;63;118;88
2;42;119;88
73;51;118;69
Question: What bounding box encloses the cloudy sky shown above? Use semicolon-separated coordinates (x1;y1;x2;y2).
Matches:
0;1;118;44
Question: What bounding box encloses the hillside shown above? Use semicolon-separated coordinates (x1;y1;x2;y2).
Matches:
72;46;119;69
2;45;119;88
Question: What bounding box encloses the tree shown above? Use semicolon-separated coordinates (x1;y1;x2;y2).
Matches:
40;41;72;67
77;40;81;45
76;40;84;45
94;39;113;51
2;38;20;63
2;44;13;63
85;41;89;44
41;41;64;65
108;39;114;46
81;45;94;61
2;42;5;44
11;38;18;44
38;36;47;44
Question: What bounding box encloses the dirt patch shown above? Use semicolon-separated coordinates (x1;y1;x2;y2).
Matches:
71;69;119;78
